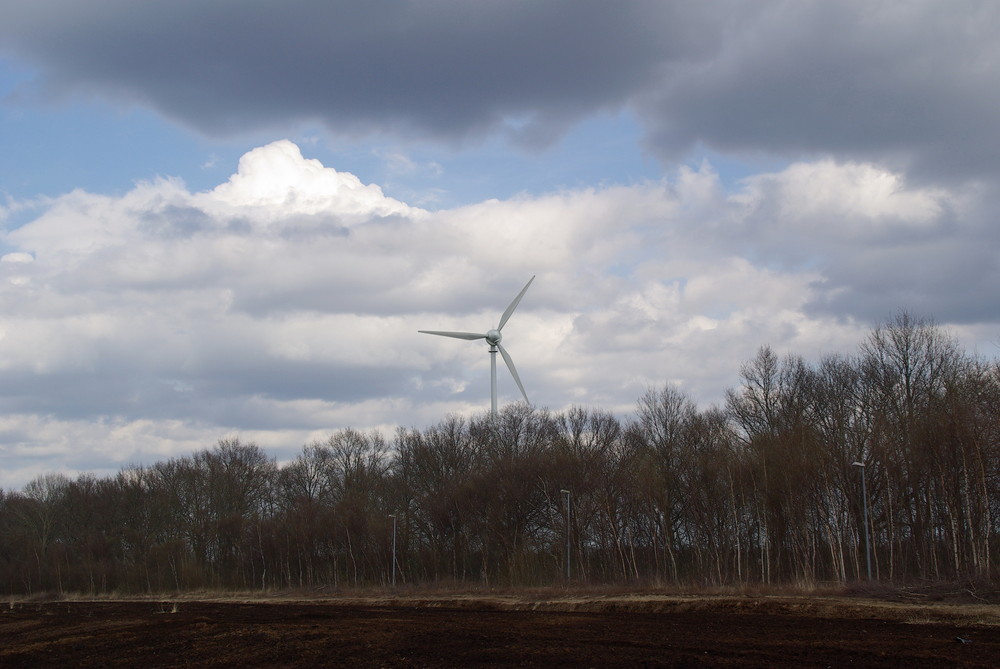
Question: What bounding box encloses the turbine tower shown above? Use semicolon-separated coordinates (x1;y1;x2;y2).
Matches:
419;275;534;417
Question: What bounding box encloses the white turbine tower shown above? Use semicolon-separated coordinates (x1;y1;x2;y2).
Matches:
420;276;534;417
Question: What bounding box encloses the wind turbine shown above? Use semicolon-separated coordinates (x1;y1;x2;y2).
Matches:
419;276;534;417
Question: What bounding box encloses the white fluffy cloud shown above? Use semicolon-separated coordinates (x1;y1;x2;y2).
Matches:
0;140;991;489
202;140;420;224
739;161;945;231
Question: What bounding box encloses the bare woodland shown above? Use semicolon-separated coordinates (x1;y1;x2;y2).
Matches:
2;312;998;594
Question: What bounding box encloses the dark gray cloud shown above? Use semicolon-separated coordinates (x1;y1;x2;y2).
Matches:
637;2;1000;183
1;0;695;143
4;1;997;182
806;236;1000;325
0;353;407;428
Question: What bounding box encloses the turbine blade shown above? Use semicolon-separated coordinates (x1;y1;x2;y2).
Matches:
498;275;535;331
497;343;529;405
418;330;488;340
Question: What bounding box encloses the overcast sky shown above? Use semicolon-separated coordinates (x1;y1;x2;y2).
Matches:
1;1;998;489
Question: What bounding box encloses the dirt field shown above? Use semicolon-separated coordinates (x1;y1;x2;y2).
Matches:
2;593;999;667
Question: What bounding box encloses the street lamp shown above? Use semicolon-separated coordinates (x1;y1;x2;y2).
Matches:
560;489;571;581
388;514;397;587
851;462;872;580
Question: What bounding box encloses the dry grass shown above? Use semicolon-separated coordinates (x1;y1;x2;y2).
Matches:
10;580;999;627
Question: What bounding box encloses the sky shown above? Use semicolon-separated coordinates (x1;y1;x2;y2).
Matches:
1;1;999;489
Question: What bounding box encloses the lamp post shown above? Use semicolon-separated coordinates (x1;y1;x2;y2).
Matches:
560;489;571;581
388;514;397;587
851;462;872;580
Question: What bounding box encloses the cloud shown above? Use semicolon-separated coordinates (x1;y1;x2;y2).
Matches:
3;2;998;183
375;149;442;178
1;140;994;488
635;1;1000;181
202;140;419;224
739;161;945;229
0;1;681;141
723;161;999;323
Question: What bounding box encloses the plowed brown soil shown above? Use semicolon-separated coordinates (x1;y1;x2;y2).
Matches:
2;595;998;667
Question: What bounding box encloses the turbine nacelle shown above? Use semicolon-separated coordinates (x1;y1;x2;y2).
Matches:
485;329;502;346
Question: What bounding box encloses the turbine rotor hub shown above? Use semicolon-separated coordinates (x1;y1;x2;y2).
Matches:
486;329;502;345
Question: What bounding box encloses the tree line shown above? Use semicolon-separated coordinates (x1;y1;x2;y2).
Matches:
1;312;997;594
